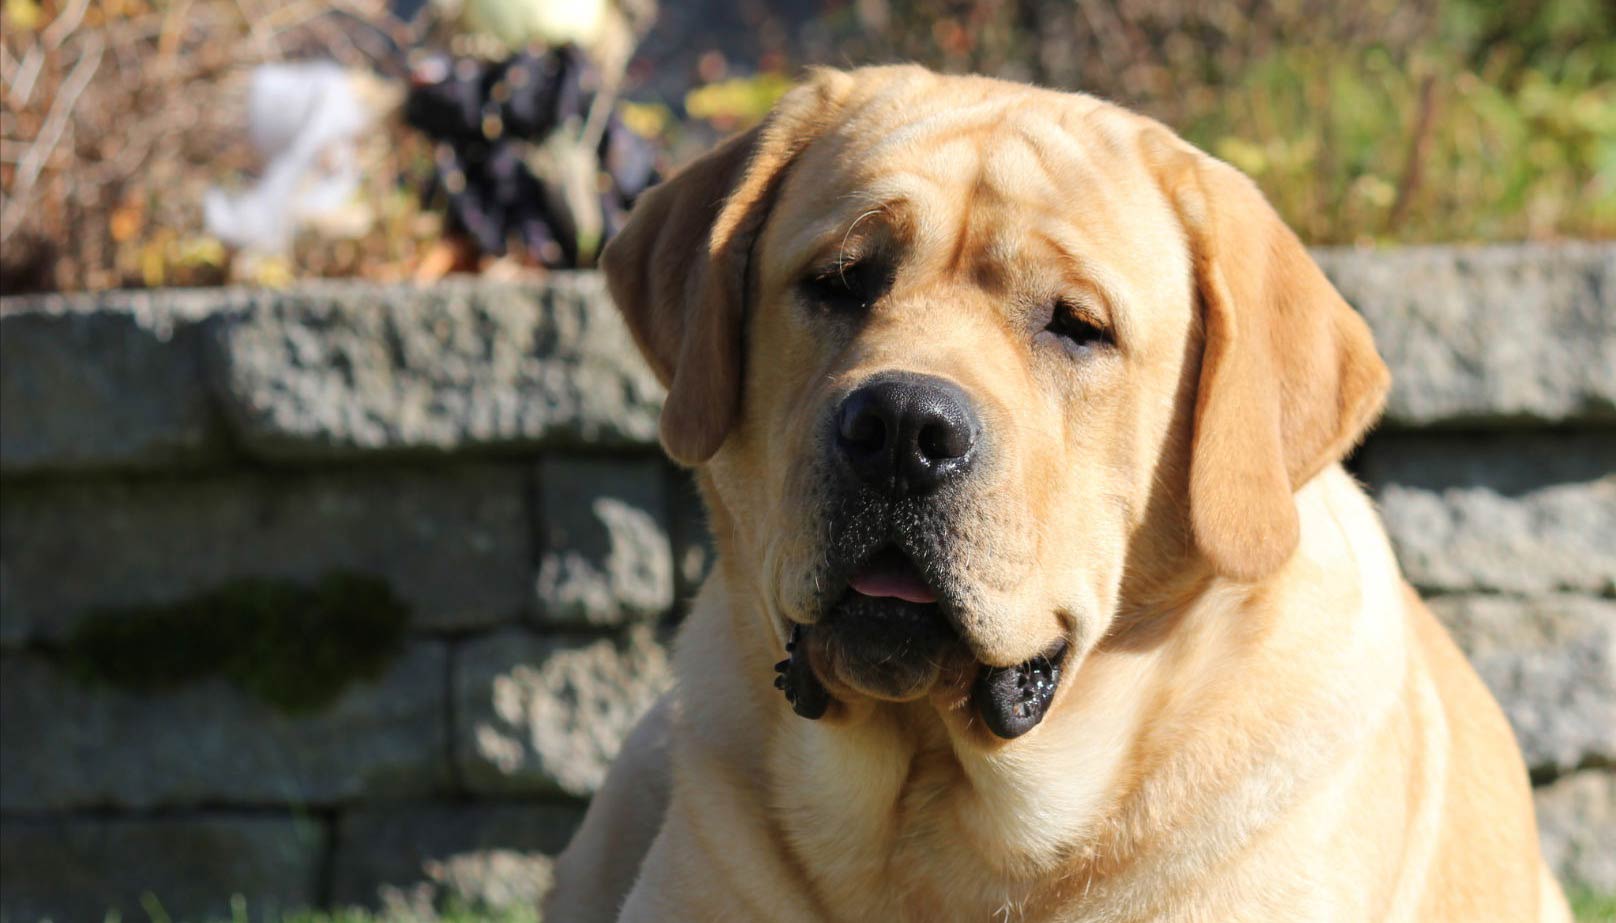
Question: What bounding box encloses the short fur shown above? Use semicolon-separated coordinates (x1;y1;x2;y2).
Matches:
550;66;1568;923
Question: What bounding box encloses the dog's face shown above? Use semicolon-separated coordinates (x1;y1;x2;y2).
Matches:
604;67;1387;740
728;81;1200;722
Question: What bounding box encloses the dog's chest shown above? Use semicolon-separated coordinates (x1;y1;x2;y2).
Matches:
772;719;1061;922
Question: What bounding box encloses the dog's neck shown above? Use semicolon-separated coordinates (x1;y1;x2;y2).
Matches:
678;466;1413;920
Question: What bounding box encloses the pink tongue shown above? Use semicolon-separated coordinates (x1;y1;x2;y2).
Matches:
850;569;939;604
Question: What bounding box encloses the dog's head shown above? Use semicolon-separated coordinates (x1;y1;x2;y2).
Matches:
603;67;1388;739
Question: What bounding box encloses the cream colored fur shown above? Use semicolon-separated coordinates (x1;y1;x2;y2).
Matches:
547;66;1568;923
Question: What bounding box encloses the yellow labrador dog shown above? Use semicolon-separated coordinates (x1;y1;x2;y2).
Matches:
547;66;1568;922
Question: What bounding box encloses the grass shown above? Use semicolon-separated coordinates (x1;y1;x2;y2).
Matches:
242;910;537;923
804;0;1615;245
95;894;542;923
93;888;1614;923
212;897;1614;923
1572;889;1616;923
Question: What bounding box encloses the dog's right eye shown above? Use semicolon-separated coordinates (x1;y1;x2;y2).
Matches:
801;261;884;313
1040;296;1114;357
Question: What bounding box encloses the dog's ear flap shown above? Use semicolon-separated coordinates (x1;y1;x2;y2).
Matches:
601;70;854;465
1148;132;1390;581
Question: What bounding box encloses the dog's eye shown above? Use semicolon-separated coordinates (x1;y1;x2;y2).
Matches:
1043;299;1112;352
801;261;884;313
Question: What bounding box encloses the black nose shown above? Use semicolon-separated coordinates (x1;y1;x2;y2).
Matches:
834;373;982;495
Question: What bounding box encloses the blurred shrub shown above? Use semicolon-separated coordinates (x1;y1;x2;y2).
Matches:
3;0;1610;296
683;72;794;127
0;0;444;294
817;0;1614;243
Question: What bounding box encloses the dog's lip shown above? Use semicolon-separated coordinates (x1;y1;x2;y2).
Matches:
972;635;1072;740
801;598;959;703
849;546;939;605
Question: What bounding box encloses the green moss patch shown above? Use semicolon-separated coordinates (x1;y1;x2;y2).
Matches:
67;572;409;714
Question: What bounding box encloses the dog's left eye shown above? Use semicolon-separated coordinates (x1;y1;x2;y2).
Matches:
801;261;884;313
1043;299;1113;353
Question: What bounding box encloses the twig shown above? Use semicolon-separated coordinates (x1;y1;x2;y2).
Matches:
335;0;416;51
8;44;44;109
42;0;92;50
0;0;86;113
1074;2;1129;91
324;6;409;74
156;0;195;74
578;10;639;154
307;15;364;68
233;0;283;60
3;35;103;242
579;77;620;156
1386;75;1439;233
0;39;19;86
263;0;332;32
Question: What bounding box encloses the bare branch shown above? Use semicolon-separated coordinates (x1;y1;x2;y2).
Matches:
3;35;103;242
42;0;93;50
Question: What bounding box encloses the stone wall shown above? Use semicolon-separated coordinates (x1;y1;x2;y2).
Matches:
1;246;1611;920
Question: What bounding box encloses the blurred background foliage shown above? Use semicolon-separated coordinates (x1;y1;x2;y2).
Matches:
818;0;1615;244
1;0;1611;294
0;0;439;293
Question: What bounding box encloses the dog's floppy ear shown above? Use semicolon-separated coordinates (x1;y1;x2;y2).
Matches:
1148;133;1390;581
600;70;854;465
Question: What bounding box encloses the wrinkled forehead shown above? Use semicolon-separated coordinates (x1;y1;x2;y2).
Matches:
760;77;1182;292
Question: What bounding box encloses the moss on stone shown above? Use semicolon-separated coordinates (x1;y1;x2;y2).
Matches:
67;572;409;714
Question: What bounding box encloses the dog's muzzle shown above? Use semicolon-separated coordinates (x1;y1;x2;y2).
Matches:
770;370;1067;739
775;615;1068;739
776;541;1069;740
833;371;981;498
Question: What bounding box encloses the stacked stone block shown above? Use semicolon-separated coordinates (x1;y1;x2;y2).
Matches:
1319;245;1616;897
0;248;1610;920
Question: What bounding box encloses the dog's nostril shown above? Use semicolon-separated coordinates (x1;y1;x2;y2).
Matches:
838;399;887;453
833;372;981;495
918;419;970;460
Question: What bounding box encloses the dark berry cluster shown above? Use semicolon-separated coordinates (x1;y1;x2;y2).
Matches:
404;46;658;266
